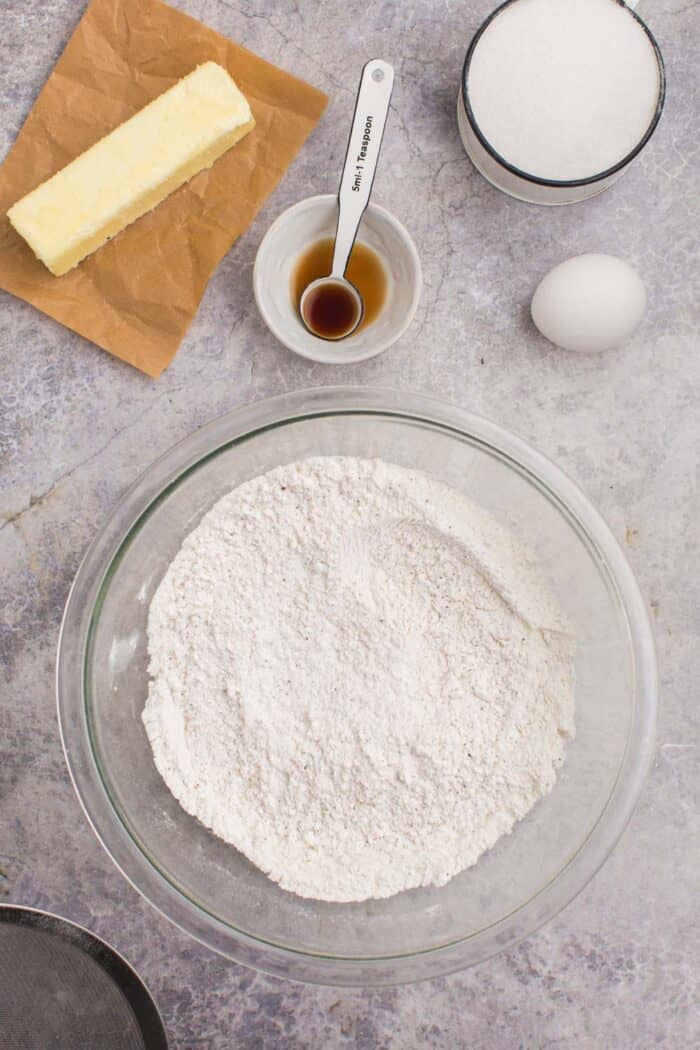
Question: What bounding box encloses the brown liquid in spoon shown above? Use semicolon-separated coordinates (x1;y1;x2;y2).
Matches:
301;281;361;340
292;238;387;337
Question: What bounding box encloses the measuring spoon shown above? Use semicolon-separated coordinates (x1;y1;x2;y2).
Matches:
299;59;395;340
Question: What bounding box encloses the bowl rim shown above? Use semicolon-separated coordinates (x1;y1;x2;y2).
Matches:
56;386;658;986
252;194;422;364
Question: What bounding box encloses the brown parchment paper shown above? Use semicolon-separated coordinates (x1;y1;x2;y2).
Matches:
0;0;327;376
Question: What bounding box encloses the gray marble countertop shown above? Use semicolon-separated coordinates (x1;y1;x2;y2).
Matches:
1;1;698;1046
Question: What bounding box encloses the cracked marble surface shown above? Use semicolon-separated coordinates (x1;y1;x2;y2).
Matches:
1;1;698;1046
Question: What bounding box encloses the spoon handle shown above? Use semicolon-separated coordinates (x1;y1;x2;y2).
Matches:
331;59;395;279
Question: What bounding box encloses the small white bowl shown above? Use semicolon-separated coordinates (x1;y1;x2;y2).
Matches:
253;194;421;363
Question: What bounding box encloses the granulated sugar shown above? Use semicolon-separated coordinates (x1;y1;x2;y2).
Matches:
467;0;660;181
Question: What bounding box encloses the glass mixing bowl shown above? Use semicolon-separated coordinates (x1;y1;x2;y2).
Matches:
57;388;657;985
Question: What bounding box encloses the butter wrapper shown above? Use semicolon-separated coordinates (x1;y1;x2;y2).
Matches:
0;0;327;376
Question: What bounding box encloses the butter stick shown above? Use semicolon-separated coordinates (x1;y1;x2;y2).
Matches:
7;62;255;277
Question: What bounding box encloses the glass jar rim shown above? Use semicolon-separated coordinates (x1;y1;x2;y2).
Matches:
461;0;666;190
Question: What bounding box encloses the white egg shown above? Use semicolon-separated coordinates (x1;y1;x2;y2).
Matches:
531;253;647;353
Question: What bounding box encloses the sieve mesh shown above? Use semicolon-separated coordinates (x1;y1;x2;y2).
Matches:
0;907;167;1050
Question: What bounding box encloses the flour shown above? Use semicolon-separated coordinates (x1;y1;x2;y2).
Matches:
143;457;574;902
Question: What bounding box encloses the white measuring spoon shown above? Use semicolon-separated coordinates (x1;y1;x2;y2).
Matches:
299;59;395;340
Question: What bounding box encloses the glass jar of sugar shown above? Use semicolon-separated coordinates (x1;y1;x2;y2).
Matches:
458;0;665;205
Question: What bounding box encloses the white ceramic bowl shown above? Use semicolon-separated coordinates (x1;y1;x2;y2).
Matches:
253;195;421;363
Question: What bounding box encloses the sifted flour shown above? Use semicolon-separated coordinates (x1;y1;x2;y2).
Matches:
143;457;575;902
